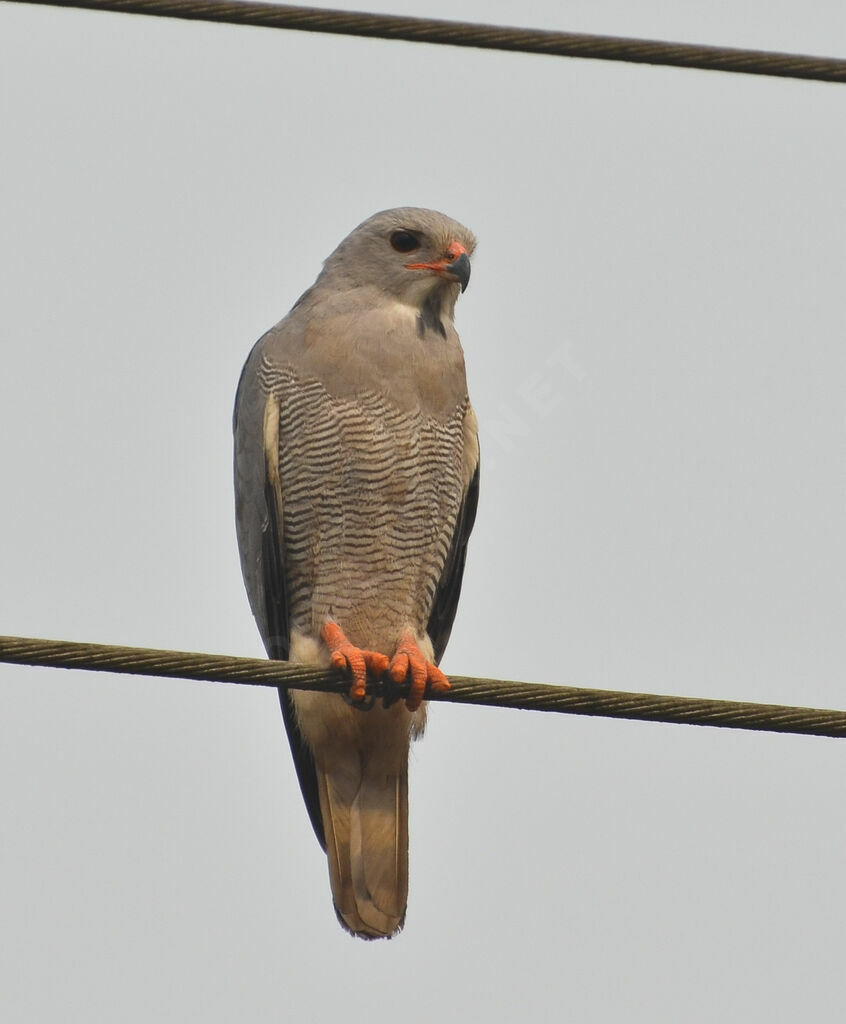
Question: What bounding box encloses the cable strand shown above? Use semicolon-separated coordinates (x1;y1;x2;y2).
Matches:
1;634;844;738
8;0;846;83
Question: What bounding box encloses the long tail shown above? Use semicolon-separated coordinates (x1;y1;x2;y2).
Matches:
316;755;409;939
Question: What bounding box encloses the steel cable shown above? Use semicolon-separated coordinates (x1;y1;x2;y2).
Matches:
2;634;845;738
9;0;846;83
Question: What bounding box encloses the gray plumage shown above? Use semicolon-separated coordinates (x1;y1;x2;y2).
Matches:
233;208;479;938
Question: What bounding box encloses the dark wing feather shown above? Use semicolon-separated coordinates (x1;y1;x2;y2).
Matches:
261;477;327;851
427;459;480;663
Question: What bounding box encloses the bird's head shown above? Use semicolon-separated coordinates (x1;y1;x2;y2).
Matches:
320;208;476;309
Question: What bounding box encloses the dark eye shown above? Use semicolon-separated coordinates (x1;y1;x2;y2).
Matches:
390;230;421;254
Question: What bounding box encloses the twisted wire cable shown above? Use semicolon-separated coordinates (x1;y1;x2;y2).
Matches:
1;634;844;738
9;0;846;83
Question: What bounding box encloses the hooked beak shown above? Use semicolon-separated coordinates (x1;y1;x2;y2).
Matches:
406;240;472;292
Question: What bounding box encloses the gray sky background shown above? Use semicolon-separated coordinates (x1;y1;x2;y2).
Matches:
1;1;845;1020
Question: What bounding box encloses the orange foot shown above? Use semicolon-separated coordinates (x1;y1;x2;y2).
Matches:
390;632;450;712
321;621;390;703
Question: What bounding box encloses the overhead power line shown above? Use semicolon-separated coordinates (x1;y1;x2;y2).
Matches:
1;634;845;738
11;0;846;84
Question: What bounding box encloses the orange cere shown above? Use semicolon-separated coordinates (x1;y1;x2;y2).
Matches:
405;239;467;273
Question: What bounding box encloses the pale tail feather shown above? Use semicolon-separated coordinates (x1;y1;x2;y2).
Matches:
317;759;408;939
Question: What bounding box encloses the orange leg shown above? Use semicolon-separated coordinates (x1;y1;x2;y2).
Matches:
390;631;450;712
321;621;390;703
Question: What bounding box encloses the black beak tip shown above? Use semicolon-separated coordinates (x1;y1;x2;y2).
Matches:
451;252;471;293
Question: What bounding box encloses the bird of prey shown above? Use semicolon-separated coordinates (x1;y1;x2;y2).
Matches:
233;208;479;938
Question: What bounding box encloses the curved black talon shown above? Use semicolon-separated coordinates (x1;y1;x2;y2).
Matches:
343;691;375;711
380;673;405;709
